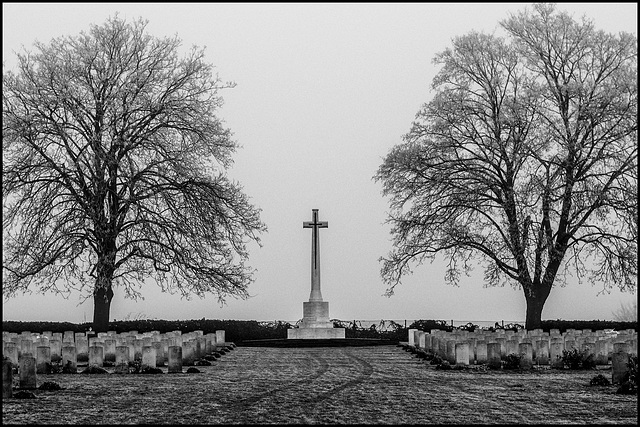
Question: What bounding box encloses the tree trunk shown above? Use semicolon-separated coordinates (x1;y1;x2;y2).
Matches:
523;284;551;331
93;284;114;332
92;255;115;332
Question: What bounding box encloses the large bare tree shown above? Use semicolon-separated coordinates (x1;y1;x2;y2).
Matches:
3;16;267;331
374;4;637;329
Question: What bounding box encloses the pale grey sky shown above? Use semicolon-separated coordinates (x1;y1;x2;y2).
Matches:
2;3;637;324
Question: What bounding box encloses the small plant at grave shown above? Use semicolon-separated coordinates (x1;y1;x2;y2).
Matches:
128;360;142;374
61;361;77;374
140;366;163;374
48;361;63;374
473;364;489;373
80;365;109;374
430;354;443;365
13;390;37;399
436;360;452;370
503;353;522;370
415;349;429;359
38;381;64;391
561;349;596;370
589;374;610;386
616;355;638;395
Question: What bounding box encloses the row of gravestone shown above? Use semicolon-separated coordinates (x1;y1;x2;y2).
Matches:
2;329;235;399
404;327;637;383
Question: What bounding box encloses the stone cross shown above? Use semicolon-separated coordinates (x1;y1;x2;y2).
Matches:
303;209;328;302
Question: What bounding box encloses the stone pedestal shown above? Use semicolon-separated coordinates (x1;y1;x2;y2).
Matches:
302;301;330;327
288;327;345;339
287;301;345;339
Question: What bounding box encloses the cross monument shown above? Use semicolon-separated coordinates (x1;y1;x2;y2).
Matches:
303;208;327;302
287;208;345;339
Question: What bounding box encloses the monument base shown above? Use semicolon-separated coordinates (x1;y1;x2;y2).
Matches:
287;327;346;340
302;301;330;326
287;299;346;339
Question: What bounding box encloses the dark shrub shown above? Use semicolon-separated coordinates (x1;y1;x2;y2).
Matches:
590;374;610;386
38;381;63;390
436;360;452;370
430;354;443;365
562;349;596;370
503;353;522;370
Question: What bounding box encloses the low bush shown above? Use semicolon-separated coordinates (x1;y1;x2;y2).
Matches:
435;360;452;370
503;353;522;370
561;349;596;370
589;374;610;386
430;354;443;365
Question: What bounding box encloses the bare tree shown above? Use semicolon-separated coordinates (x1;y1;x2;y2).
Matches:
374;4;637;330
3;16;267;331
612;301;637;322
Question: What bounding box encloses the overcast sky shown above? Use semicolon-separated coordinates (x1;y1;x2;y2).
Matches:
2;3;637;325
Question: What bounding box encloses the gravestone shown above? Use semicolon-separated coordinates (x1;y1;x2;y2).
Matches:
182;341;195;366
476;340;488;364
535;340;550;365
611;351;629;384
76;336;89;364
407;329;418;346
62;345;77;373
487;343;502;369
446;340;457;364
550;340;564;368
215;330;225;345
168;346;182;373
152;341;165;366
455;342;470;365
505;339;519;356
519;342;533;369
36;346;51;374
418;331;426;349
3;343;18;366
115;346;130;374
103;339;116;363
88;345;104;367
288;209;345;339
142;346;156;369
494;337;506;359
19;356;37;389
2;358;12;399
